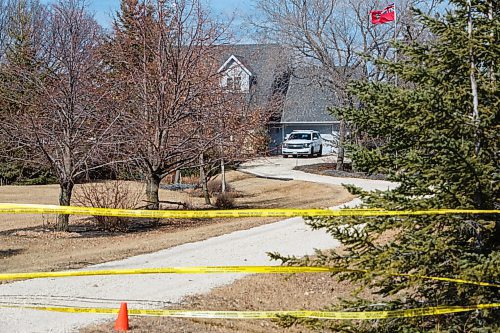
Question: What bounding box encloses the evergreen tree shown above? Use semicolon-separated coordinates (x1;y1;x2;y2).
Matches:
279;1;499;331
111;0;154;64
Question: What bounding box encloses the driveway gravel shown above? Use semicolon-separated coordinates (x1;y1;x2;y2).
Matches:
0;155;394;332
240;156;397;191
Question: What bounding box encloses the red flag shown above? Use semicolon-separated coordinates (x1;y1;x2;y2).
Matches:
371;3;395;25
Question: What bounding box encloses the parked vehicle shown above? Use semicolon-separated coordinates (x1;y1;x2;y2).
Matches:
282;130;322;158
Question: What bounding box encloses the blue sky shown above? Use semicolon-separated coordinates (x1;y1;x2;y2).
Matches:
43;0;254;31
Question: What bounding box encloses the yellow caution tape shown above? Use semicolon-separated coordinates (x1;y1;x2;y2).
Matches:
0;203;497;219
0;266;337;280
391;272;500;288
1;266;498;288
1;303;499;319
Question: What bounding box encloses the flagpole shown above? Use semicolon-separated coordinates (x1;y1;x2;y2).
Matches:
394;1;398;87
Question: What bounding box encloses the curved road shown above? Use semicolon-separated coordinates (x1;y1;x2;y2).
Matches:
0;156;394;332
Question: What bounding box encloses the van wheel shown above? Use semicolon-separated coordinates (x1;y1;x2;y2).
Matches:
318;145;323;157
283;154;288;158
309;148;314;158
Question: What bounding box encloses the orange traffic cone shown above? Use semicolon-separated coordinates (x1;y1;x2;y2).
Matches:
114;302;129;331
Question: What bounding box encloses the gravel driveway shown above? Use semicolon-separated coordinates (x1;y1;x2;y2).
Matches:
240;156;397;191
0;156;394;332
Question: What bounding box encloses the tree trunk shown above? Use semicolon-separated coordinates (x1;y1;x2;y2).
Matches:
488;1;495;83
336;119;346;171
467;0;480;156
199;153;210;205
146;173;161;210
174;170;181;184
221;158;226;193
467;0;484;209
56;181;74;231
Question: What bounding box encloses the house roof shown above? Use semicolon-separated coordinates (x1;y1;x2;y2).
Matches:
216;44;341;124
281;67;339;123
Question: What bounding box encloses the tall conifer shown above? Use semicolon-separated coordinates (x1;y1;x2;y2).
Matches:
281;1;499;331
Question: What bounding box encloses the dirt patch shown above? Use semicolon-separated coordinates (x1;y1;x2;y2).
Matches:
0;171;354;274
294;163;387;180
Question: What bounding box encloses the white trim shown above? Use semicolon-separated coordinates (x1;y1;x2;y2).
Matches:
217;55;253;76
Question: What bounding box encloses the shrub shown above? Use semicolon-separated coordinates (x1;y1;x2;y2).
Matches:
73;181;145;231
214;192;235;209
207;179;232;195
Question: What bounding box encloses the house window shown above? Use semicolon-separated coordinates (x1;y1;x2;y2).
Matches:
233;76;241;90
226;77;233;90
225;76;242;91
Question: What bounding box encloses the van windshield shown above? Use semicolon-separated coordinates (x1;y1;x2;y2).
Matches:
288;133;311;140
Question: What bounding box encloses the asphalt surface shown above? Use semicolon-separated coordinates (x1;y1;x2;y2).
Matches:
0;155;394;332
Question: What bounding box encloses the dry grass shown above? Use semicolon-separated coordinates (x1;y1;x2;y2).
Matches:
0;171;354;274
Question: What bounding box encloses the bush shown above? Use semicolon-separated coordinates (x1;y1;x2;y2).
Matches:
73;181;145;231
207;179;232;195
214;192;235;209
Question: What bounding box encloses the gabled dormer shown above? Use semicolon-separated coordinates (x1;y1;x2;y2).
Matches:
218;55;253;93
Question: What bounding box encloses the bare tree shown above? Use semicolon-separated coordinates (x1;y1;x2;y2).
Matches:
108;0;230;209
0;0;120;230
0;0;10;59
251;0;439;170
196;86;270;204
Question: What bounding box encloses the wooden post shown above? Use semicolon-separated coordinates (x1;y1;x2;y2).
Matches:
221;159;226;193
174;170;181;184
